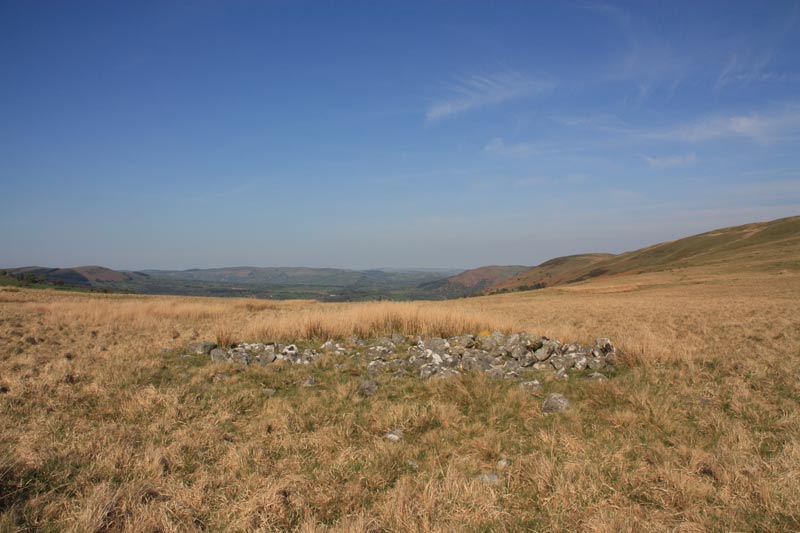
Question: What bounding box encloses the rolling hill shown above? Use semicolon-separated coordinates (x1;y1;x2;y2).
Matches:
3;266;149;288
419;265;530;298
492;215;800;293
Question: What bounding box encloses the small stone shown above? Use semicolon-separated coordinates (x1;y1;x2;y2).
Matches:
405;460;419;471
542;393;571;414
282;344;298;356
475;473;501;485
188;341;217;355
263;387;277;397
302;376;317;388
211;372;229;383
586;372;608;381
519;380;542;392
385;429;404;442
496;458;511;471
358;380;378;397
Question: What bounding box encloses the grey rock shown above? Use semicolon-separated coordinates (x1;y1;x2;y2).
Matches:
188;341;217;355
519;380;542;392
385;429;404;442
496;458;511;471
534;345;553;361
358;380;378;397
452;334;476;348
282;344;298;356
421;337;450;353
259;351;277;365
263;387;277;397
542;393;571;414
595;338;615;354
587;357;606;370
210;348;229;362
586;372;608;381
302;376;317;388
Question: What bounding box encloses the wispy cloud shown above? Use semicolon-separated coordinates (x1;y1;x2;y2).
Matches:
649;106;800;143
641;153;697;168
715;3;800;89
426;71;554;122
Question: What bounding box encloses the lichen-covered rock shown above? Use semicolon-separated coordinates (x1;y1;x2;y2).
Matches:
542;393;571;414
188;341;216;355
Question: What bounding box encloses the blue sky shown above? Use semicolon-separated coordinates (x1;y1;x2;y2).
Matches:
1;1;799;270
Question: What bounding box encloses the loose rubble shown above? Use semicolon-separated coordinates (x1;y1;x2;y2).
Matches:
183;332;618;383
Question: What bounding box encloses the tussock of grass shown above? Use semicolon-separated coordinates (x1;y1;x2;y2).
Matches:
1;266;800;530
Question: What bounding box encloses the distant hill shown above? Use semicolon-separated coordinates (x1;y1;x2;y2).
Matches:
4;266;148;288
493;215;800;293
419;265;530;298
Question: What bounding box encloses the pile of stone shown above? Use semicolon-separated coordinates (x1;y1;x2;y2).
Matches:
184;331;617;380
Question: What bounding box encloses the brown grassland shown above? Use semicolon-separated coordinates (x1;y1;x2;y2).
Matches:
1;259;800;531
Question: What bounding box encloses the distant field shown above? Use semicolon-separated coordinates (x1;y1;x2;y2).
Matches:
1;263;799;530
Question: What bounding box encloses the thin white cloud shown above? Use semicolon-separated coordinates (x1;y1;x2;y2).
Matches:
426;72;554;122
641;153;697;168
650;106;800;143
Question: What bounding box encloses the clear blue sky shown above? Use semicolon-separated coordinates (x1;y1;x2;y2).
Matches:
1;1;799;270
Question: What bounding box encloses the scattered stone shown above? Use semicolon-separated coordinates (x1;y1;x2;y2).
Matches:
187;341;216;355
211;372;229;383
542;393;571;414
519;380;542;392
405;460;419;471
302;376;317;388
586;372;608;381
475;473;501;485
496;458;511;471
263;387;277;397
164;334;619;395
385;429;404;442
358;380;378;397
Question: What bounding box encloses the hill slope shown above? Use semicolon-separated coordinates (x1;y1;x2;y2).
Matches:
494;215;800;292
419;265;530;298
4;266;148;287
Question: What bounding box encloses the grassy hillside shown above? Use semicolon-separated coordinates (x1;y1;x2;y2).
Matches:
490;254;614;293
495;215;800;292
420;265;530;298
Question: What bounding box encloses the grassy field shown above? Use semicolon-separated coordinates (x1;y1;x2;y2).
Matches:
1;262;799;531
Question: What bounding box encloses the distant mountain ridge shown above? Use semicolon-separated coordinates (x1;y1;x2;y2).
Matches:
4;266;148;287
5;215;798;299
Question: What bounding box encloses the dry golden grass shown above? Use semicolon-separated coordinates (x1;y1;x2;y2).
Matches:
1;263;799;531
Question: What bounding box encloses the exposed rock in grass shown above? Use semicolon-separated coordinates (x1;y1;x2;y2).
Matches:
187;341;216;355
357;380;378;397
541;393;571;414
385;429;403;442
519;380;542;392
586;372;608;381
